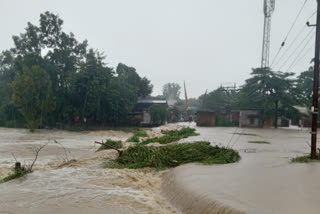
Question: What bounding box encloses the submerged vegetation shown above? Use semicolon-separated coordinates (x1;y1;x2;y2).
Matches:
141;127;199;145
127;129;148;142
233;133;259;136
248;141;270;144
0;166;31;184
291;154;320;163
97;139;123;151
104;141;240;170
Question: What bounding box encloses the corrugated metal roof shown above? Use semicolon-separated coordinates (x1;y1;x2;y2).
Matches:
137;99;167;104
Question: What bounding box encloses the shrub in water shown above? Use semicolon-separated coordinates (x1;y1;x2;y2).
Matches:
105;141;240;170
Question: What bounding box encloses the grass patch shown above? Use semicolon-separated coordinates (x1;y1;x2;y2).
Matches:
0;167;31;184
291;154;320;163
216;116;234;127
97;139;122;152
248;141;270;144
141;127;199;145
127;129;148;142
104;141;240;170
233;133;259;136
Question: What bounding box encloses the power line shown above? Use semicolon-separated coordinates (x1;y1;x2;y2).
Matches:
286;43;314;73
272;11;317;68
270;0;310;67
277;28;315;71
271;24;306;68
285;34;315;72
283;0;309;42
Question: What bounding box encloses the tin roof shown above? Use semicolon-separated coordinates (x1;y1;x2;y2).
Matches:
137;99;167;104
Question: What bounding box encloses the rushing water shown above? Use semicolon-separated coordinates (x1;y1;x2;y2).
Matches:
1;125;320;214
162;124;320;214
0;127;179;214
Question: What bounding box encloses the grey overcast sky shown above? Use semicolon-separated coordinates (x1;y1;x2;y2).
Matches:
0;0;317;98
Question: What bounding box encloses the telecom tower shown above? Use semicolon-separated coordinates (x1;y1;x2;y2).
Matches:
261;0;275;68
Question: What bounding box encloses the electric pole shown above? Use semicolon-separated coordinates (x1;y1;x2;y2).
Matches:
310;0;320;159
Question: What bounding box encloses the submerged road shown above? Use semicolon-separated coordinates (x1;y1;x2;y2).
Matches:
167;124;320;214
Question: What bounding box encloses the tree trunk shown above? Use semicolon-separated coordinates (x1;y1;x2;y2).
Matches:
274;100;278;128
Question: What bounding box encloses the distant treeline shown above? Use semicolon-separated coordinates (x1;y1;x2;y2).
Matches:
196;67;314;127
0;12;153;131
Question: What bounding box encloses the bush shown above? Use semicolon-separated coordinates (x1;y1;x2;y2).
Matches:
291;154;320;163
216;116;233;127
127;129;148;142
148;104;168;125
0;166;31;184
97;139;122;151
141;127;199;144
104;142;240;170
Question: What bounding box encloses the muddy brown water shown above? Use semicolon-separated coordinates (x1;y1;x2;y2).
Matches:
162;124;320;214
1;125;320;214
0;127;180;214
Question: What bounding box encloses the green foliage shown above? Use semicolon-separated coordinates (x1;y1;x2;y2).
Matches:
0;11;153;128
294;67;314;107
148;104;168;125
199;87;236;111
0;167;31;184
141;127;199;144
291;154;320;163
12;65;55;131
97;139;122;151
236;67;295;127
215;116;234;127
116;63;153;98
104;142;240;170
127;129;148;142
248;141;270;144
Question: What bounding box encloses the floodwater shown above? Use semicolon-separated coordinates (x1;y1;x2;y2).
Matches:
1;124;320;214
163;124;320;214
0;127;180;214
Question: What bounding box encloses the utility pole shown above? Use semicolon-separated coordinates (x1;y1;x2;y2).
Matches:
310;0;320;159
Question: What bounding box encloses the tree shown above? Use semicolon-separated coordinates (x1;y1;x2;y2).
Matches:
12;66;55;131
116;63;153;98
199;87;237;111
237;67;294;128
162;83;181;102
148;105;168;125
295;67;313;107
0;11;154;128
70;49;113;123
105;78;138;125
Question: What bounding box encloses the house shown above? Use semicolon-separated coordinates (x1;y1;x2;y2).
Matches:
129;99;168;125
196;109;263;128
239;109;263;128
196;110;216;126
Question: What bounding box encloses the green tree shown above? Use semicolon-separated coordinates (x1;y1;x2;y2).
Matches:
0;11;153;128
295;67;313;107
106;78;138;125
70;49;113;123
162;83;181;101
237;67;294;128
12;66;55;131
199;87;237;111
148;104;168;125
116;63;153;98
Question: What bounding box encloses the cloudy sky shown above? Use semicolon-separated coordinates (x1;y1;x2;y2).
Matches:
0;0;317;98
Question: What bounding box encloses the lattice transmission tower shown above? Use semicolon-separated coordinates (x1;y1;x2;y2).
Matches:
261;0;275;68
